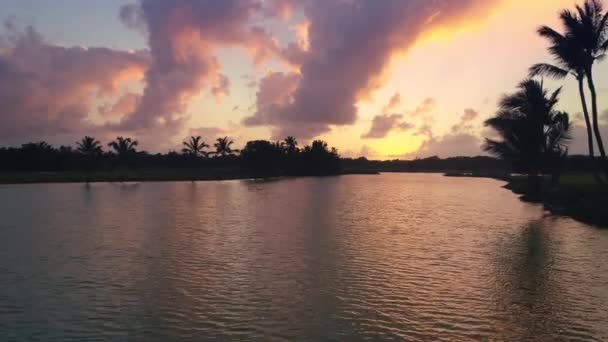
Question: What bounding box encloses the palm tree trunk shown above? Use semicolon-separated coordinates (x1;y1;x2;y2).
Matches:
586;68;608;178
578;77;602;181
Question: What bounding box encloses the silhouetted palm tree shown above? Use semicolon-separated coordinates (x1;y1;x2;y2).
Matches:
540;0;608;176
213;137;236;157
108;137;138;156
284;136;298;155
484;79;571;180
76;136;103;156
182;136;209;157
530;30;597;177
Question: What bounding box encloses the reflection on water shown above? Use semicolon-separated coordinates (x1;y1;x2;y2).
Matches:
0;174;607;341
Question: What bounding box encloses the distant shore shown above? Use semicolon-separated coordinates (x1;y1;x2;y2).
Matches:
0;169;379;185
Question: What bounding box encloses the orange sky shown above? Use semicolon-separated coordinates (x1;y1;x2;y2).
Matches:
1;0;606;158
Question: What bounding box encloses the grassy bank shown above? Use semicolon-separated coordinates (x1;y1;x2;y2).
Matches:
504;173;608;227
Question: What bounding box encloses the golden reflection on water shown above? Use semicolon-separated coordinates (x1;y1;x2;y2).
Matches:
0;174;607;340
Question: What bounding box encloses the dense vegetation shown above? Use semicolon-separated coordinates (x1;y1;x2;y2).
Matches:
483;79;571;183
0;136;342;182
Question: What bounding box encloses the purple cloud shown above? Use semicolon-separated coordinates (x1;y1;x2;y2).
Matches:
0;24;149;144
361;92;414;139
244;0;496;139
116;0;281;134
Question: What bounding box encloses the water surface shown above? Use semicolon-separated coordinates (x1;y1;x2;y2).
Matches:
1;174;607;341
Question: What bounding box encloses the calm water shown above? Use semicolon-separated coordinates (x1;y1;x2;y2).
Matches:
1;174;607;341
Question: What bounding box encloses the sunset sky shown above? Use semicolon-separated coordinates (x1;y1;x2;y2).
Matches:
2;0;608;159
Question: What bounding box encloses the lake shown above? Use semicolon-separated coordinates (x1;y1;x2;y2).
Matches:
1;174;607;341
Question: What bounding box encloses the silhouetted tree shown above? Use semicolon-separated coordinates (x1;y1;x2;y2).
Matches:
240;140;283;177
530;32;597;180
108;137;138;156
484;79;571;183
213;137;236;157
76;136;103;156
298;140;341;176
531;0;608;180
539;0;608;177
108;137;138;174
17;142;56;171
284;136;298;155
75;136;103;180
182;136;209;157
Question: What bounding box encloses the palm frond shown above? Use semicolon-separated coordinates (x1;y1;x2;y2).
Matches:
529;63;570;78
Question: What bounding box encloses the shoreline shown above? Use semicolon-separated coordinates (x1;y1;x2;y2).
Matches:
446;172;608;228
3;170;605;227
0;169;379;185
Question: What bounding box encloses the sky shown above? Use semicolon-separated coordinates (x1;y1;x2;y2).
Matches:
1;0;608;160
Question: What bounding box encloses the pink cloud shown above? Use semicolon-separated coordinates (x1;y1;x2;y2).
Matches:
361;92;414;139
244;0;496;139
0;24;149;143
116;0;281;134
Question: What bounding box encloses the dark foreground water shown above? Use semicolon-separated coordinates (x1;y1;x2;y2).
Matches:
1;174;607;341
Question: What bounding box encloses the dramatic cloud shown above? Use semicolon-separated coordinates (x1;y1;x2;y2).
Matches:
0;24;149;143
117;0;281;134
361;92;413;139
451;108;478;133
244;0;496;138
0;0;500;152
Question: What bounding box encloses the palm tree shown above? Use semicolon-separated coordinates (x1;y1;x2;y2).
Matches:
541;0;608;177
213;137;236;157
76;136;103;156
530;27;598;179
182;136;209;157
284;136;298;155
108;136;138;156
484;79;571;181
76;136;102;182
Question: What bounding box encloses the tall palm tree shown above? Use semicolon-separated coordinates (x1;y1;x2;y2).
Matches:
484;79;571;179
108;137;138;156
182;136;209;157
530;27;597;178
545;0;608;176
76;136;103;156
213;137;236;157
284;136;298;155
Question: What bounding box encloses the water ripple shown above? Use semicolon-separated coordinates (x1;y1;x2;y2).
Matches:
1;174;607;341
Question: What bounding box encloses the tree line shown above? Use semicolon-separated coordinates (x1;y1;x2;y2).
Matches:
484;0;608;184
0;135;341;178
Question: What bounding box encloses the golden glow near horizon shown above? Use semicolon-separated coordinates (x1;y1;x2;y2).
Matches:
325;0;587;160
2;0;599;157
